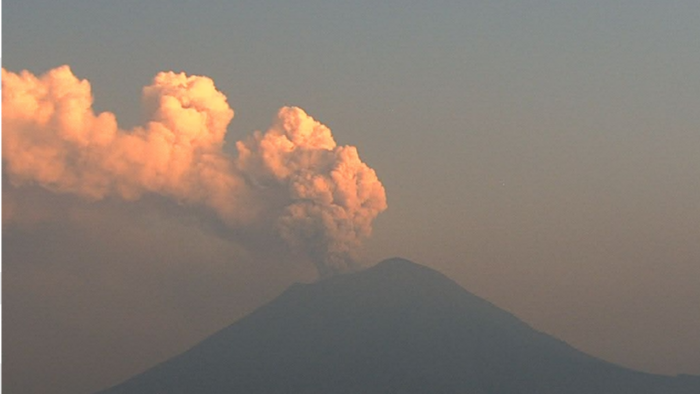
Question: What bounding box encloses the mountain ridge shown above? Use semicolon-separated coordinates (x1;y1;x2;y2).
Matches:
97;257;700;393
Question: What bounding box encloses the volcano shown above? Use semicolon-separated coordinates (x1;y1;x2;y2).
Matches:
97;258;700;393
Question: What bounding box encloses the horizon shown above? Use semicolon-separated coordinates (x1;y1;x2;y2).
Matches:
4;2;700;393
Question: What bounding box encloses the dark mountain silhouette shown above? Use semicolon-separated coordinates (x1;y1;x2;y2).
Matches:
97;258;700;393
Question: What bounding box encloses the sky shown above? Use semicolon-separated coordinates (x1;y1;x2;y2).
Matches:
3;1;700;393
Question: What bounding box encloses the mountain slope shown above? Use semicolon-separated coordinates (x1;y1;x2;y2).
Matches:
97;258;700;393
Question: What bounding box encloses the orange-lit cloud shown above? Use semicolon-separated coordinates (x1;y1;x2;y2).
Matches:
2;66;387;275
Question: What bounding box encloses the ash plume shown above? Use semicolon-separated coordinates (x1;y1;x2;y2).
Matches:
2;66;387;276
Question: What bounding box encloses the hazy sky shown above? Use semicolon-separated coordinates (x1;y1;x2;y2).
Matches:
3;1;700;393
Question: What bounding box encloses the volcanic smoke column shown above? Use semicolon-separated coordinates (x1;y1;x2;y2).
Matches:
2;66;387;276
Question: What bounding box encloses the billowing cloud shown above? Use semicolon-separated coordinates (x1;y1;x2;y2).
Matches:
2;66;387;276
